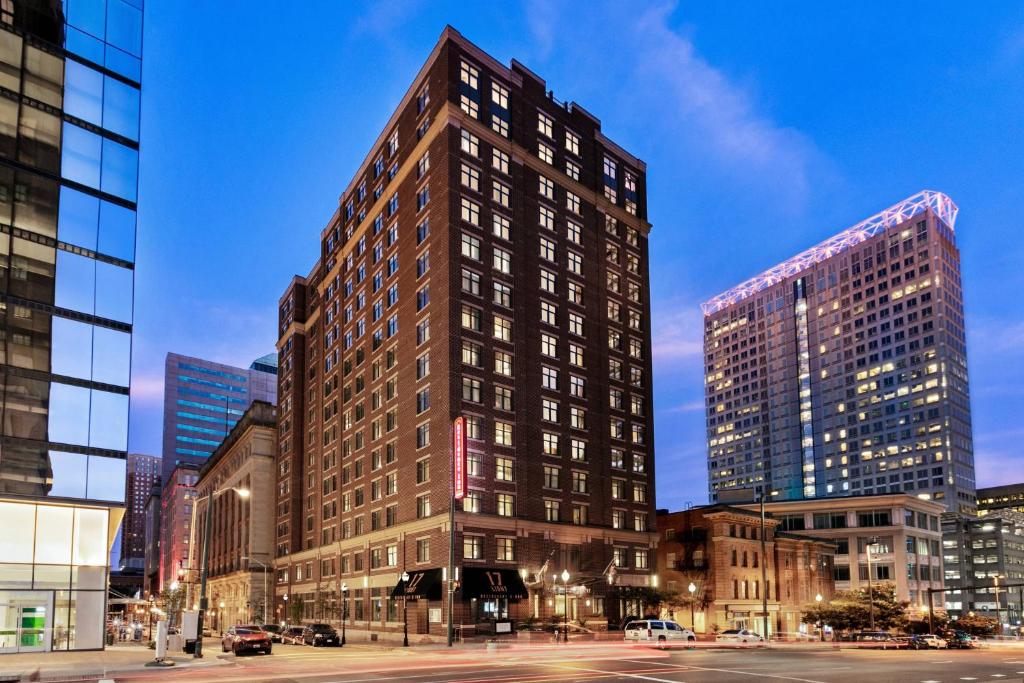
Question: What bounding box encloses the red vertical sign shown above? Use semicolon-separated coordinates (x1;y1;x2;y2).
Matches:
452;416;467;500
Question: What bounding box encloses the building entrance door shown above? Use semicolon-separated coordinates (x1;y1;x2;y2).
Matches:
0;592;53;653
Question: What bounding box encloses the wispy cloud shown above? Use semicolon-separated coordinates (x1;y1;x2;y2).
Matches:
129;373;164;404
523;0;827;211
971;318;1024;354
975;447;1024;488
349;0;425;39
652;302;704;364
661;400;705;415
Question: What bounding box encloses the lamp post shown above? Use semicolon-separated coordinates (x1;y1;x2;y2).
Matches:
688;582;697;631
341;583;348;646
242;556;270;626
865;536;878;632
218;601;225;633
561;569;570;643
815;593;823;641
759;493;769;642
195;486;250;658
994;574;1005;635
401;571;410;647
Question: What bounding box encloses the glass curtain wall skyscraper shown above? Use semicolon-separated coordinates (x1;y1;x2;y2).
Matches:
0;0;142;654
703;192;976;513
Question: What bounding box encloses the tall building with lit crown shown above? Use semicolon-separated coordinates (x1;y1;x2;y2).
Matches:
275;26;657;637
703;192;976;513
0;0;142;653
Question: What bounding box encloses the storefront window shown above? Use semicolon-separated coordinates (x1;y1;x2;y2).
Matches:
0;503;109;652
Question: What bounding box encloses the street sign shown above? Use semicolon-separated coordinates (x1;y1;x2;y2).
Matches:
453;416;467;500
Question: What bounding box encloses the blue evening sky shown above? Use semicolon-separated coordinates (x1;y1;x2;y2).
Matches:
131;1;1024;511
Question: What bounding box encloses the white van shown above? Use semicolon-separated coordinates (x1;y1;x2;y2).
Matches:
624;620;696;647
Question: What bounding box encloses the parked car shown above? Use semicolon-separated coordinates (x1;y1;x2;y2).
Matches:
920;634;948;649
221;625;272;655
853;631;902;649
283;625;305;644
716;628;764;644
945;632;978;649
907;634;947;649
302;623;340;647
905;634;929;651
261;624;283;643
624;620;696;647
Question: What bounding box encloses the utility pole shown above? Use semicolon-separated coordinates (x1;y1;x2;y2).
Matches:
866;536;878;631
447;477;455;647
994;575;1004;635
448;417;466;647
760;494;769;643
927;587;935;634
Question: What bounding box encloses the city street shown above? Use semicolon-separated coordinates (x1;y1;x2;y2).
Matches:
16;642;1024;683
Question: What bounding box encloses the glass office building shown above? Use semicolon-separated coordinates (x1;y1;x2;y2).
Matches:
0;0;142;653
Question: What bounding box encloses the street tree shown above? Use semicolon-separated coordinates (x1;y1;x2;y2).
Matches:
802;583;909;633
159;585;186;627
288;595;305;624
952;613;999;637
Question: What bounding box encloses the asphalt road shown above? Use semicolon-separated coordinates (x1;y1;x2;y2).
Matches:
101;642;1024;683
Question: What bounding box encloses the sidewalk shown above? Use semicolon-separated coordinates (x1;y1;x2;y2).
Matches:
0;641;230;682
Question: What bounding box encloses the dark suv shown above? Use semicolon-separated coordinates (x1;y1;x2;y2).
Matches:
261;624;283;643
302;623;340;647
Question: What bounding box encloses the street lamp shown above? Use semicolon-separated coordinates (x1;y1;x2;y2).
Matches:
688;582;698;631
561;569;570;643
340;583;348;646
195;486;250;659
401;571;410;647
815;593;824;641
865;536;879;632
242;556;270;626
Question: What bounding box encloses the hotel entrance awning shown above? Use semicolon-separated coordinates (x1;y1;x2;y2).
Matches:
390;568;443;600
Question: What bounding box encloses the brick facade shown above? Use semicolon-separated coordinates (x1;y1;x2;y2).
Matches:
657;505;835;637
273;26;656;636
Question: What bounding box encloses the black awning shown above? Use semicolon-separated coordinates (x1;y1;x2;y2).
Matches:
390;568;443;600
461;567;528;600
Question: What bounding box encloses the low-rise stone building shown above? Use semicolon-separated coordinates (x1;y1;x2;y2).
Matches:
656;505;835;637
194;401;277;630
738;493;945;608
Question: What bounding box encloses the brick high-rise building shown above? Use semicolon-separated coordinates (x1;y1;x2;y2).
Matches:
703;192;976;513
275;27;656;636
120;453;160;571
158;463;198;593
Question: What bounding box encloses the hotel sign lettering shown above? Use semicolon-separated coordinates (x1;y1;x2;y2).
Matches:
452;416;467;500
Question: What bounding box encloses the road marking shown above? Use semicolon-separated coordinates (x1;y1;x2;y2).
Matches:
932;660;953;664
921;680;940;682
959;678;977;681
615;658;826;683
991;675;1006;678
539;664;684;683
